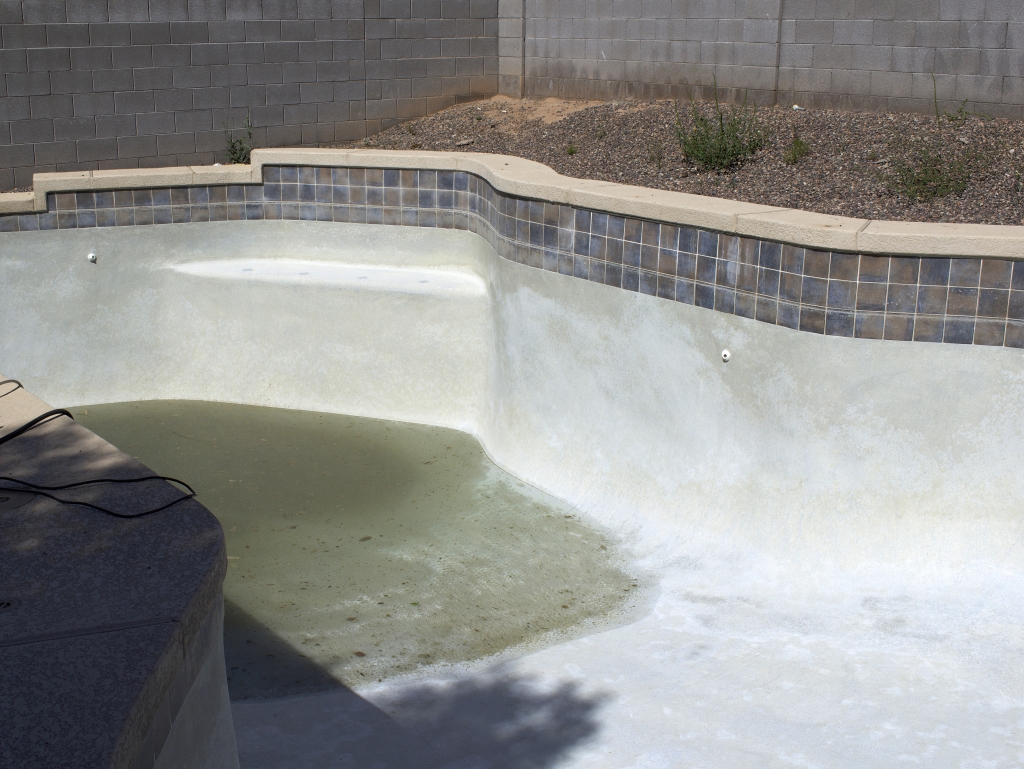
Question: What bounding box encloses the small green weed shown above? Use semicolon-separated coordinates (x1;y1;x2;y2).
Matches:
596;128;607;139
886;146;974;200
648;138;664;169
225;112;254;164
675;80;765;171
783;130;810;165
566;145;578;155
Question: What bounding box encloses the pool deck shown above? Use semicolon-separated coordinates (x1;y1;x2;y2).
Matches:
0;377;235;769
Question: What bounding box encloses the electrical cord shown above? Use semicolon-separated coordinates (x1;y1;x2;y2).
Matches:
0;379;23;398
0;409;74;448
0;409;195;518
0;476;196;519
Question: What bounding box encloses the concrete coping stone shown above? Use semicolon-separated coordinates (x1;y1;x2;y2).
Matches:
0;148;1021;259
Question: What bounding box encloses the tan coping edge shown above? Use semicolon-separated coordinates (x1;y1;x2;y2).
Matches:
0;147;1021;259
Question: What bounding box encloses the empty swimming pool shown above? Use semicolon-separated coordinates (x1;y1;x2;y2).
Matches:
3;157;1024;768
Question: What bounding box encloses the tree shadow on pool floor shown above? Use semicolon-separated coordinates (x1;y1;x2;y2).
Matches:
227;602;609;769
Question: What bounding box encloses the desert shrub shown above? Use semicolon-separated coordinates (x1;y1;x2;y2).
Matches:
675;83;765;171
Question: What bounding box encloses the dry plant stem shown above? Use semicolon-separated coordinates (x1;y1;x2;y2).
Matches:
335;97;1024;226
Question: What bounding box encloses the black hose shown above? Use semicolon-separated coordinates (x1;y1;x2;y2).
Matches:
0;475;196;519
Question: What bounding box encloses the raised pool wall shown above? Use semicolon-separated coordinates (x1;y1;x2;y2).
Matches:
2;149;1024;596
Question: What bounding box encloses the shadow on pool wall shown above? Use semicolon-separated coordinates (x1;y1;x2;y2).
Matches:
225;602;604;769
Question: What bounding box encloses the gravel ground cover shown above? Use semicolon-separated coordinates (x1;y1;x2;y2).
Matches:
333;96;1024;226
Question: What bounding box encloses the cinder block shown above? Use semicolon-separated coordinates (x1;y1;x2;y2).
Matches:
47;23;92;47
11;118;54;144
247;61;284;82
138;109;176;134
960;19;1008;48
28;48;72;73
34;139;78;165
227;41;265;64
364;18;396;37
854;0;895;20
790;66;832;92
191;42;229;65
131;22;171;45
225;0;262;19
193;128;223;152
245;20;282;42
282;61;317;80
154;87;194;110
779;43;813;67
264;0;300;20
88;22;132;46
831;68;872;95
365;97;397;119
151;0;189;21
334;78;364;98
188;0;228;21
229;83;268;105
833;19;873;44
153;43;193;66
96;112;137;136
94;68;136;91
298;40;333;60
981;49;1024;77
868;68;912;97
316;59;348;79
211;63;248;84
265;122;302;145
283;101;317;122
72;91;115;115
22;1;66;23
53;115;96;140
157;131;196;153
910;70;953;99
192;85;231;107
850;43;892;70
264;40;300;61
207;20;246;41
174;108;213;131
940;0;983;20
793;19;834;44
77;136;119;160
0;144;35;168
114;89;155;113
734;41;775;67
894;0;939;21
133;67;173;88
2;23;47;47
172;64;212;87
111;45;153;69
298;80;333;100
8;72;52;97
955;73;1002;102
281;19;316;38
50;69;95;93
381;75;411;97
117;134;157;157
71;46;112;70
913;20;960;47
934;46;980;74
264;81;299;102
890;44;932;73
872;19;915;45
298;0;333;18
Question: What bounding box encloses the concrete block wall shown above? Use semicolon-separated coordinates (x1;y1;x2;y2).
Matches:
520;0;1024;118
0;0;497;190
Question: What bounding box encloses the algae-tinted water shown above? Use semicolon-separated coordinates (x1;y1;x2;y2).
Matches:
76;402;638;699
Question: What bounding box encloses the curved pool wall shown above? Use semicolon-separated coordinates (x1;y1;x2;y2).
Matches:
3;152;1024;765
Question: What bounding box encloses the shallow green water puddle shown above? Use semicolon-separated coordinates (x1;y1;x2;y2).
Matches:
77;402;638;699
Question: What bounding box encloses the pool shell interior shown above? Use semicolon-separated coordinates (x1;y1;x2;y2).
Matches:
76;400;644;698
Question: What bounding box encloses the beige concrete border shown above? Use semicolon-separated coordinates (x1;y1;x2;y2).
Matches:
1;147;1021;259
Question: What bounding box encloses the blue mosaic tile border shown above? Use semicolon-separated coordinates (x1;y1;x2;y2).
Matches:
2;165;1023;348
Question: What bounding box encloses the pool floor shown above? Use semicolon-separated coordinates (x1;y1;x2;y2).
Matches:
76;401;639;698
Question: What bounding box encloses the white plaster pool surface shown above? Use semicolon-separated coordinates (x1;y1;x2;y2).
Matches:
2;220;1023;768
